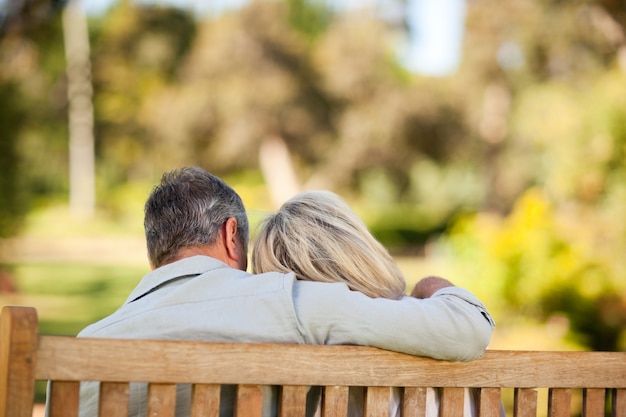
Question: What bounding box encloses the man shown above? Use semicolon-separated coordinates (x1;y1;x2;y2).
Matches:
73;167;495;416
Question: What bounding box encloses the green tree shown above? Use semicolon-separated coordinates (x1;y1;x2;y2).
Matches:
141;2;483;237
437;0;626;351
0;0;68;237
89;1;196;184
0;81;27;238
142;1;337;177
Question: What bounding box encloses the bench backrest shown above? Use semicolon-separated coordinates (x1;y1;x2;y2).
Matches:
1;305;625;417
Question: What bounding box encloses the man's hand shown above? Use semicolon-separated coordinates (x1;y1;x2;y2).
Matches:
410;276;455;298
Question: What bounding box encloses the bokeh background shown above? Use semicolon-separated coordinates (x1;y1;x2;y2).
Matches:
1;1;625;406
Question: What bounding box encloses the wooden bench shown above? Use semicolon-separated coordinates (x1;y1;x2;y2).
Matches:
1;305;625;417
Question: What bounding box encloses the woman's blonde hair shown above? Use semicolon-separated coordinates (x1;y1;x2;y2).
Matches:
252;191;406;299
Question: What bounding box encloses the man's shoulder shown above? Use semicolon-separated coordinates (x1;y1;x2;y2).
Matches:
77;260;300;339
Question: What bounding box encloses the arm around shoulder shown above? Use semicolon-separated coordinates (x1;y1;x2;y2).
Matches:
404;276;495;360
410;276;455;299
417;283;495;361
293;280;495;361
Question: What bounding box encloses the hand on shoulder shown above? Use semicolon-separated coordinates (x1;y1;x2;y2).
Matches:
410;276;455;299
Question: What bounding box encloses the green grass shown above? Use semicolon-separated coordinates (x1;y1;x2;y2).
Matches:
0;262;149;403
1;262;148;336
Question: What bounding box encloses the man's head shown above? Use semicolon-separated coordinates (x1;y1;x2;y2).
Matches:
144;167;249;270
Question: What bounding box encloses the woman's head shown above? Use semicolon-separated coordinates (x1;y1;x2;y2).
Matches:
252;191;406;299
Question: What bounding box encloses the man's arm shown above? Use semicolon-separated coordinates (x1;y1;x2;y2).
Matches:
293;279;495;362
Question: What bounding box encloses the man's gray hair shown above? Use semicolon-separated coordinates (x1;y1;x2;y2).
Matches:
144;167;249;267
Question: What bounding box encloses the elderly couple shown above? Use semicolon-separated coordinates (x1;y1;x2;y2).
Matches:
72;166;496;417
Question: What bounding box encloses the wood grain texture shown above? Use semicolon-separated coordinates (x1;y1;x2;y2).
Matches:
278;385;308;417
191;384;221;417
33;336;626;388
548;388;571;417
364;386;390;417
402;387;427;417
48;381;79;417
582;388;605;417
440;387;465;417
147;383;177;417
477;388;502;417
235;384;263;417
322;386;349;417
514;388;538;417
99;382;129;417
0;306;38;417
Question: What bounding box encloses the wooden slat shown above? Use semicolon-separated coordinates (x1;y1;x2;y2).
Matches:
48;381;79;417
235;384;263;417
147;383;177;417
548;388;571;417
402;387;427;417
0;306;38;417
99;382;129;417
613;388;626;417
582;388;605;417
191;384;221;417
278;385;308;417
478;387;502;417
440;387;465;417
363;386;390;417
32;336;626;388
514;388;537;417
322;386;349;417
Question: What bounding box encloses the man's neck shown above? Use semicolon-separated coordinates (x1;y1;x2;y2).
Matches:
161;245;224;267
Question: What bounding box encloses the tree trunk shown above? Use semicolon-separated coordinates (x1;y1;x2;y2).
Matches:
259;136;301;208
63;0;95;219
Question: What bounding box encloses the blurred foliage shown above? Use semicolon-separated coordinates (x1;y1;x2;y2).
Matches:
439;189;626;351
0;0;69;236
0;0;625;351
0;261;148;403
0;0;68;38
5;262;146;334
90;0;197;184
0;82;27;238
286;0;331;40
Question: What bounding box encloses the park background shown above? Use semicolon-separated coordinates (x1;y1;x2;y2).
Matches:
0;1;625;409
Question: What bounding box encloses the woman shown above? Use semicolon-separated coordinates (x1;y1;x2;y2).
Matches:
252;190;479;417
252;190;406;300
